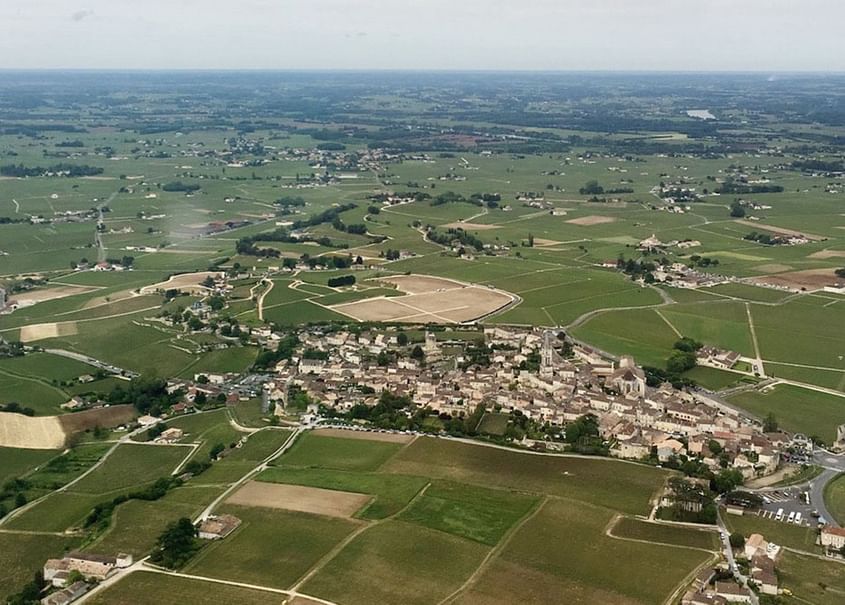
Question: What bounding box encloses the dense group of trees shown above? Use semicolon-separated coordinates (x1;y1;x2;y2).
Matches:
716;179;783;194
253;332;299;369
161;181;200;192
427;226;485;252
150;517;200;569
0;163;103;177
729;200;746;218
327;275;356;287
106;377;181;415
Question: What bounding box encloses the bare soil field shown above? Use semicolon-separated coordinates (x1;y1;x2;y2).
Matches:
139;271;221;295
0;413;65;449
329;275;514;324
58;404;136;434
734;219;824;241
19;321;78;342
754;263;794;273
314;428;413;444
440;222;500;231
227;481;371;518
808;250;845;259
750;268;844;291
9;285;98;306
533;238;564;247
565;215;617;226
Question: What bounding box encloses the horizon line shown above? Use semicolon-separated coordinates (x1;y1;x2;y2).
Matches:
0;67;844;76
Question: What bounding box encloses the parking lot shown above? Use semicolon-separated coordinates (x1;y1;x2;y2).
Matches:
756;487;821;528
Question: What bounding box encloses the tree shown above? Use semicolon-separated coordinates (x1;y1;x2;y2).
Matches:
208;295;225;311
762;412;778;433
712;469;744;494
729;532;745;549
396;332;409;347
835;268;845;278
410;345;425;361
150;517;198;568
209;442;225;460
729;200;746;218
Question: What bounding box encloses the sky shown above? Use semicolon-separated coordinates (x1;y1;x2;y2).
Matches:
1;0;843;72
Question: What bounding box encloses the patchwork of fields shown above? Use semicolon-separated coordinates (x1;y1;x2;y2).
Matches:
88;430;721;605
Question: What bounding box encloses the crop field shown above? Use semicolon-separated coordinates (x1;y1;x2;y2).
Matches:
330;275;515;324
71;443;189;494
303;520;490;605
0;446;58;484
227;481;372;517
609;516;720;551
397;481;539;546
86;571;286;605
382;438;667;515
0;412;66;449
258;467;429;519
727;384;845;442
184;504;360;589
0;533;79;601
276;432;407;472
453;498;713;605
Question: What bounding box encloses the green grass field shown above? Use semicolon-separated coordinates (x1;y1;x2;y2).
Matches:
727;385;845;442
722;509;820;553
275;432;405;472
823;473;845;526
382;438;667;516
398;481;539;546
776;551;845;605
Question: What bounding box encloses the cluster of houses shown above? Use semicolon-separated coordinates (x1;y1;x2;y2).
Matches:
252;326;785;479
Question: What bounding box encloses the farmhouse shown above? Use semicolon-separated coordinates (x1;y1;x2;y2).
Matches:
198;514;242;539
40;581;89;605
157;427;184;443
44;552;132;583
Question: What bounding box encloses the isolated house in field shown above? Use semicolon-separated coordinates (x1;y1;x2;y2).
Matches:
43;552;132;583
198;514;241;540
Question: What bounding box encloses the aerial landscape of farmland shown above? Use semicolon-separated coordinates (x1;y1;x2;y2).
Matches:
2;3;845;604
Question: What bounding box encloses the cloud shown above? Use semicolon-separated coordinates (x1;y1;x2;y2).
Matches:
71;9;94;22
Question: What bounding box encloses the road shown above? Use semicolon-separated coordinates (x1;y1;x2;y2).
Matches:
0;424;149;527
43;347;138;378
717;512;760;605
196;426;303;521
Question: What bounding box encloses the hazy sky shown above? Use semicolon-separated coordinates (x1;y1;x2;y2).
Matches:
1;0;842;71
